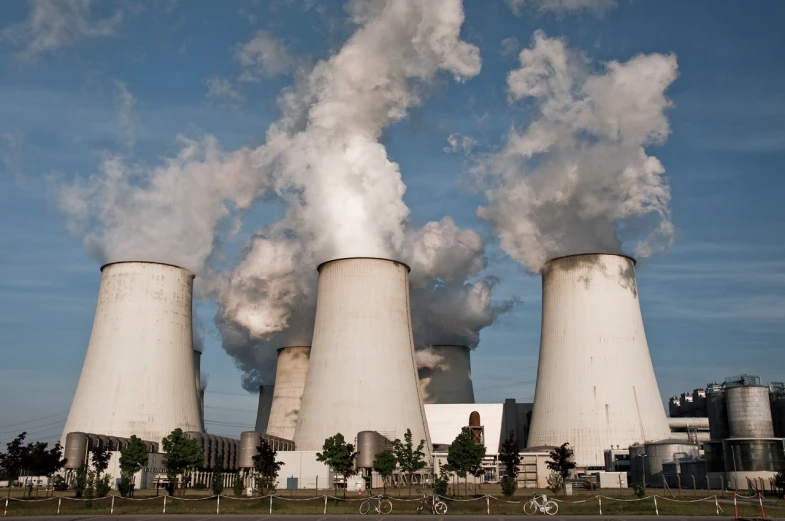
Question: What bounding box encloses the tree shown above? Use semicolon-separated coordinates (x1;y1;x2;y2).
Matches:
316;433;357;499
119;435;149;497
546;443;576;481
0;432;28;497
546;471;564;494
73;464;89;498
161;428;204;496
498;432;521;497
446;427;486;496
233;474;245;497
392;428;427;497
372;450;397;494
211;457;224;496
21;441;66;496
253;439;283;495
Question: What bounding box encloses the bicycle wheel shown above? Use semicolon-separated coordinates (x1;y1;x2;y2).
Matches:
544;500;558;516
434;501;447;515
359;500;371;515
523;500;538;515
379;499;393;515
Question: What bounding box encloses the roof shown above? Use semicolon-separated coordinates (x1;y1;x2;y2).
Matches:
424;403;504;453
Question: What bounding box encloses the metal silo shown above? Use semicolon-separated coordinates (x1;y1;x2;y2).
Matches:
643;439;699;487
255;385;274;433
706;383;729;440
725;377;774;438
63;432;89;470
239;432;259;469
417;345;475;404
61;262;203;447
266;346;311;440
629;443;646;486
723;438;785;489
771;388;785;438
293;257;431;455
527;254;671;467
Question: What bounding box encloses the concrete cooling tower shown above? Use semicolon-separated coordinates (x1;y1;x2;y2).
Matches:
266;346;311;440
193;350;204;430
293;257;431;454
418;345;475;404
61;261;203;446
254;385;274;433
527;253;671;467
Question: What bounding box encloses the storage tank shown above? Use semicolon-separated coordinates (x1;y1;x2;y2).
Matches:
726;382;774;438
644;439;699;487
527;254;671;467
266;346;311;440
417;345;475;404
60;262;203;447
629;443;646;486
680;459;708;489
239;431;261;469
356;431;392;469
771;389;785;438
706;383;729;440
63;432;88;469
294;257;431;454
723;438;785;489
254;385;274;433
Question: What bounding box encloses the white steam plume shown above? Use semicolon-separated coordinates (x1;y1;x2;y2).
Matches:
476;30;678;272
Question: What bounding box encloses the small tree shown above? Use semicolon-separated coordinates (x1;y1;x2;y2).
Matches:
316;433;357;499
233;474;245;496
446;427;486;496
433;465;450;497
22;441;66;496
119;435;148;497
73;464;89;498
161;428;204;496
253;439;283;495
498;432;521;497
372;450;397;494
546;471;564;494
392;428;427;497
546;443;576;482
211;458;224;496
0;432;28;497
87;445;112;498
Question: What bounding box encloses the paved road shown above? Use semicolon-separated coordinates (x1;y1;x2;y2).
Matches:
2;514;752;521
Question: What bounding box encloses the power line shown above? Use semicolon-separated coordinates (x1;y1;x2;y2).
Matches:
0;418;67;437
0;411;67;430
475;379;536;391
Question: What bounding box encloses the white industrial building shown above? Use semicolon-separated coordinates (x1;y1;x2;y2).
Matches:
527;253;672;467
60;261;203;447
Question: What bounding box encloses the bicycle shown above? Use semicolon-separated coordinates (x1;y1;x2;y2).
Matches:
523;493;558;515
416;494;447;515
360;494;393;515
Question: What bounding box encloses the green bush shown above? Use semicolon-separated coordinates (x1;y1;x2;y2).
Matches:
95;475;111;498
633;482;646;498
433;467;450;497
233;475;245;496
501;476;517;497
118;475;132;497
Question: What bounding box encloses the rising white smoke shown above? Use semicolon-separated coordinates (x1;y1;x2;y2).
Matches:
476;30;678;272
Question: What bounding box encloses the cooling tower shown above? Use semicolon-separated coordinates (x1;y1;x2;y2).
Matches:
293;257;431;454
266;346;311;440
418;345;475;404
254;385;274;433
193;350;204;430
527;253;671;467
61;261;203;446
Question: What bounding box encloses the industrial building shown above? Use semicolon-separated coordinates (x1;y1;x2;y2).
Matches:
527;254;672;468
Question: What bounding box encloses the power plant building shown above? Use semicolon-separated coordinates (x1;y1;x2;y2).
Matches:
293;257;431;454
61;261;203;446
527;253;671;467
266;346;311;440
418;345;475;405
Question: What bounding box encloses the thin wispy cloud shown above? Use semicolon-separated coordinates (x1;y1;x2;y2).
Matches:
0;0;123;61
205;75;244;104
113;80;135;149
233;30;295;81
505;0;617;16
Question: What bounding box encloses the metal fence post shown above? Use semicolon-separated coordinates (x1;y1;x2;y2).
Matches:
324;494;328;514
270;494;273;514
653;495;659;516
111;495;115;514
57;496;62;515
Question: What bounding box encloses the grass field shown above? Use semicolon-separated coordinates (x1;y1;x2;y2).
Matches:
2;485;782;516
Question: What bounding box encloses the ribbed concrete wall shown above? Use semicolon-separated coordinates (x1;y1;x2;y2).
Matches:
293;257;431;454
418;345;475;404
255;385;274;433
266;346;311;441
61;261;203;446
528;254;671;467
193;351;204;430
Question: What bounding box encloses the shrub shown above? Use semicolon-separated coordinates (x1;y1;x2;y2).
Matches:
118;475;132;497
582;480;596;491
434;467;450;497
501;476;517;497
633;482;646;498
546;472;564;494
233;475;245;496
95;475;111;498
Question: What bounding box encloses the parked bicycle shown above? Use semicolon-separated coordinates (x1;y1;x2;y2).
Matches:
360;494;393;515
523;493;558;515
416;494;448;515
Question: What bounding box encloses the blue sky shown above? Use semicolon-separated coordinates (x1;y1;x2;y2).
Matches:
0;0;783;445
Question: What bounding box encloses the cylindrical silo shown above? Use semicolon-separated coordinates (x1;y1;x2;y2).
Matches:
643;439;699;487
417;345;475;404
527;254;671;467
706;383;729;440
726;383;774;438
254;385;274;433
771;389;785;438
629;443;646;486
239;431;261;469
193;351;204;430
61;262;203;447
266;346;311;440
64;432;89;469
293;257;431;455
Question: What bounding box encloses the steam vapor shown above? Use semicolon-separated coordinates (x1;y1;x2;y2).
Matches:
476;30;678;272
